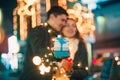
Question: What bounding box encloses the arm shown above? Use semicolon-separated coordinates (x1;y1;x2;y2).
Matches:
73;42;88;68
28;27;50;56
71;42;89;79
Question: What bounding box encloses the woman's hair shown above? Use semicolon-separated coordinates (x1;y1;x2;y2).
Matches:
61;18;85;44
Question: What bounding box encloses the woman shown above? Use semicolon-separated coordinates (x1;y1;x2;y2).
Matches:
61;18;89;80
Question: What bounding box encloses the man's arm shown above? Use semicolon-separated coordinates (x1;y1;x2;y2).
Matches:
28;27;49;56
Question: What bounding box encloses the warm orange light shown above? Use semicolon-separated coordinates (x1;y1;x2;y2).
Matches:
13;0;41;40
32;56;41;65
0;27;5;44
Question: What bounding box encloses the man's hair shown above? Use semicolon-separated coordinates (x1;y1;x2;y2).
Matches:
47;6;68;20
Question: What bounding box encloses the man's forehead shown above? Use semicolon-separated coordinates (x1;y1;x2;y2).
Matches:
58;14;68;18
60;14;68;20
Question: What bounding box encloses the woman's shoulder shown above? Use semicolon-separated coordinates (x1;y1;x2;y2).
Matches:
78;40;85;46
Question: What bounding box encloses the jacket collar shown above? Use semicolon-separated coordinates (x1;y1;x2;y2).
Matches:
46;23;60;36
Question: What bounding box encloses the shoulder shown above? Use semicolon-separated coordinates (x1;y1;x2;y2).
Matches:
78;41;85;46
30;25;48;34
31;25;47;31
28;25;49;39
78;41;87;50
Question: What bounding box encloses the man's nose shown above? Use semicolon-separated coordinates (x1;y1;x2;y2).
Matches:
62;21;66;26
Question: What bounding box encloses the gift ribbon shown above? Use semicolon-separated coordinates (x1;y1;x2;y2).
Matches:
64;58;72;72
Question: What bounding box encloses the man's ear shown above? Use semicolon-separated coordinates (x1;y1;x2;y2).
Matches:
49;14;55;19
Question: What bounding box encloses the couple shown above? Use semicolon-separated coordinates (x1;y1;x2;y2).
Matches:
19;6;88;80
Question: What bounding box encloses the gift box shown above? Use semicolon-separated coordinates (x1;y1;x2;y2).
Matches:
54;37;69;58
61;58;73;72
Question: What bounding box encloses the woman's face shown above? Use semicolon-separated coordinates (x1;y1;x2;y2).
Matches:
62;19;77;38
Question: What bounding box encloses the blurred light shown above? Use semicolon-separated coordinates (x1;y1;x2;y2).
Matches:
8;35;20;53
93;74;98;78
81;0;108;4
44;23;48;26
113;52;119;57
67;0;77;2
0;27;5;44
9;53;18;70
52;38;55;41
14;0;41;40
64;74;67;77
96;16;106;34
117;61;120;65
39;64;51;74
32;56;41;65
115;56;119;61
48;53;52;56
85;66;89;70
48;29;51;33
46;59;49;62
60;68;65;74
81;0;108;10
1;53;7;58
46;0;51;12
97;16;106;26
39;63;45;75
44;54;47;58
103;52;110;57
57;35;61;38
77;63;81;67
88;3;97;10
81;0;97;4
0;9;3;26
58;0;67;9
45;66;51;73
1;53;18;70
40;71;45;75
25;0;35;5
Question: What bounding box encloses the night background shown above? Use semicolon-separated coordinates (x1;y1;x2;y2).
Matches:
0;0;120;80
0;0;17;35
1;0;120;52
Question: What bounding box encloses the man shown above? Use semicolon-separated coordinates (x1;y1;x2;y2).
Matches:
19;6;68;80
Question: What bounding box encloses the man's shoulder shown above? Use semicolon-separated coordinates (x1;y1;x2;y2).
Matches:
33;25;46;29
28;25;49;38
30;25;48;32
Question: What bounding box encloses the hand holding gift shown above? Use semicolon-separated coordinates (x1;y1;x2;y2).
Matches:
60;58;73;72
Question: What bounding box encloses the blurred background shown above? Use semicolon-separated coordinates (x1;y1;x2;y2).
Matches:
0;0;120;80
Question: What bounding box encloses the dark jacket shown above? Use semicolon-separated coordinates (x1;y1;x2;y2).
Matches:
70;41;89;80
19;23;60;80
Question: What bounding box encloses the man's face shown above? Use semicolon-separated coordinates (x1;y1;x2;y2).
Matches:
53;14;67;31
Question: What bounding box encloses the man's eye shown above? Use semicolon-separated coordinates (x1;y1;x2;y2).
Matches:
66;24;69;27
73;25;76;27
61;19;67;22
